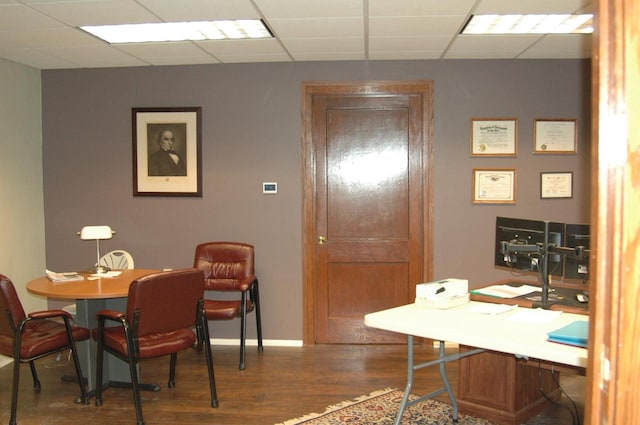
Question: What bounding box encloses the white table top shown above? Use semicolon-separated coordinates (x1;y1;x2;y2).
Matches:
364;301;588;368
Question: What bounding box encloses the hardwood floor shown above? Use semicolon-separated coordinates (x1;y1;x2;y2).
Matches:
0;344;584;424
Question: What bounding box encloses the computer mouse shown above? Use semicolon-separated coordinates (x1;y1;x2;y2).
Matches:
576;293;589;303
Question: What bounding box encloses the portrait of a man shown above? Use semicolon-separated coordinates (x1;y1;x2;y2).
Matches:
147;124;187;176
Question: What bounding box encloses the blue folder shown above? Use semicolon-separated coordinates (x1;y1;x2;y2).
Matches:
547;320;589;348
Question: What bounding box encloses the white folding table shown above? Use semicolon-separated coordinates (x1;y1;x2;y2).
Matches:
364;301;588;424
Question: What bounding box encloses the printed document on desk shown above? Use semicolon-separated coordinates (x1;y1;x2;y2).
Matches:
45;269;84;282
471;284;539;298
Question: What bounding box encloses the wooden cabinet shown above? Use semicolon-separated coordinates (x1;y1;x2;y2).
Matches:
457;345;561;425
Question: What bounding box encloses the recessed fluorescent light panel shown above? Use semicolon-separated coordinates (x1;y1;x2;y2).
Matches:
461;14;593;35
81;19;273;44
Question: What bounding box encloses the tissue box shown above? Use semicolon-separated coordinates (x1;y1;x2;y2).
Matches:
415;278;469;309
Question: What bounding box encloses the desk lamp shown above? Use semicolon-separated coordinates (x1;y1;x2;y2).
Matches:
78;225;114;274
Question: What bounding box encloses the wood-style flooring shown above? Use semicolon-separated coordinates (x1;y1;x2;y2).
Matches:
0;344;584;425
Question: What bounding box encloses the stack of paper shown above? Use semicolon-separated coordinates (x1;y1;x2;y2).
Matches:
45;269;84;282
471;284;539;299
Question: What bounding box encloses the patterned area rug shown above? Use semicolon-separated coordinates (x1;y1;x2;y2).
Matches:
276;388;495;425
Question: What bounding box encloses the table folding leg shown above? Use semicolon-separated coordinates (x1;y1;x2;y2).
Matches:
394;337;485;425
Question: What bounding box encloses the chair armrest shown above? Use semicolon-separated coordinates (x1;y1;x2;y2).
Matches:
28;309;73;320
236;275;257;292
96;310;126;321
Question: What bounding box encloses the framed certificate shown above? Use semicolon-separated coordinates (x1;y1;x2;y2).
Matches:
471;118;518;156
540;172;573;199
472;168;516;204
534;119;577;154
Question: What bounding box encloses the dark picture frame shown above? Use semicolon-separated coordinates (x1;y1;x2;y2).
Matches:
540;171;573;199
132;107;202;197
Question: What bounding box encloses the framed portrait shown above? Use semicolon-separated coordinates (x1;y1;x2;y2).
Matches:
132;107;202;197
540;172;573;199
470;118;518;156
534;119;577;154
472;168;516;204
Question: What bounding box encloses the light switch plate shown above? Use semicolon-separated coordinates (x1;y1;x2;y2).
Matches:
263;182;277;194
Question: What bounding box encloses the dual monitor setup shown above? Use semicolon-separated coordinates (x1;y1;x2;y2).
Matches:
494;216;590;309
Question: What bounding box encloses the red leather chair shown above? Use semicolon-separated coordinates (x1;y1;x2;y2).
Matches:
193;242;263;370
0;274;89;425
93;268;217;425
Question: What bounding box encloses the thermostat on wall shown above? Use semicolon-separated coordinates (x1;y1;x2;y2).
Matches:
263;182;277;194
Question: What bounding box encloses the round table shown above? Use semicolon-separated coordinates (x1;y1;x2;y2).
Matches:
27;269;158;300
27;269;159;392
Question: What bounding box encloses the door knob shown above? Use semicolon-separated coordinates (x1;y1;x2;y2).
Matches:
318;236;327;244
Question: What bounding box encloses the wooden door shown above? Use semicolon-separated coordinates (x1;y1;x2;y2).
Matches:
586;0;640;423
302;81;434;344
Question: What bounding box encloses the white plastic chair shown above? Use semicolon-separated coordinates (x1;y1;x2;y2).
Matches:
98;250;135;271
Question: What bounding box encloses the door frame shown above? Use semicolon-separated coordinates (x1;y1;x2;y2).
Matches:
301;80;434;345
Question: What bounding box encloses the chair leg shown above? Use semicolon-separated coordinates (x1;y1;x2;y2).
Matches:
127;349;145;425
239;291;247;370
28;361;41;391
252;280;263;352
199;312;219;408
10;356;21;425
69;342;89;404
62;318;89;405
95;327;105;406
168;353;177;388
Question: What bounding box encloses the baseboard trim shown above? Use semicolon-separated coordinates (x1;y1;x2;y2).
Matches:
211;338;303;347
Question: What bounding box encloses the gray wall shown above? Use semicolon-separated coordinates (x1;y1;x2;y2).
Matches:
41;59;591;342
0;58;46;314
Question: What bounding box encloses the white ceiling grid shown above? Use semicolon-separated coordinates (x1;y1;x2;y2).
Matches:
0;0;593;69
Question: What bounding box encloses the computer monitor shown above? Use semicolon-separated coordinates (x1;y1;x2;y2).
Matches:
564;223;590;281
494;216;565;277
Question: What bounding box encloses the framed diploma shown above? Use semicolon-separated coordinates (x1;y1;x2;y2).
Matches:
534;119;577;154
471;118;518;156
540;172;573;199
472;168;516;204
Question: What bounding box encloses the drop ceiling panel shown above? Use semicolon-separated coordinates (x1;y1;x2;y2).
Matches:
25;0;160;26
474;0;593;14
0;27;103;49
254;0;363;19
196;38;291;62
136;0;262;20
445;35;544;59
0;4;67;31
45;44;149;68
115;41;220;64
369;16;469;37
0;0;594;69
268;17;363;38
519;34;592;58
369;0;477;16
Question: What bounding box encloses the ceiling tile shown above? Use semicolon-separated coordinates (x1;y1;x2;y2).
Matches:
137;0;262;21
268;17;363;38
0;0;594;69
196;38;291;62
0;3;66;30
444;34;543;59
254;0;363;19
370;0;477;16
519;34;592;58
369;16;468;37
26;0;160;26
474;0;593;14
